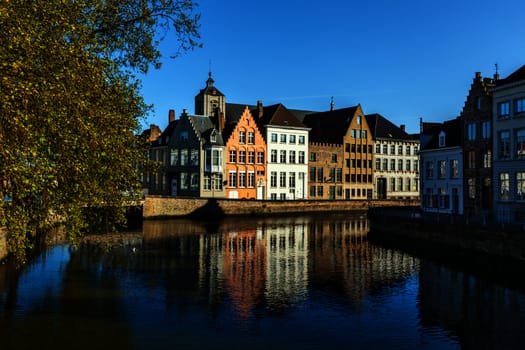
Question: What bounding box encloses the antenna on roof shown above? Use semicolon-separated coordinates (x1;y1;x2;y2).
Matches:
209;59;212;77
330;96;334;111
494;63;500;81
494;63;499;75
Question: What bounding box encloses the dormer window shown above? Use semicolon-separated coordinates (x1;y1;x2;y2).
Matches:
210;131;217;143
438;131;446;147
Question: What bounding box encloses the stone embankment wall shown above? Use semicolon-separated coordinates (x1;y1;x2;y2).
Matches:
142;196;419;219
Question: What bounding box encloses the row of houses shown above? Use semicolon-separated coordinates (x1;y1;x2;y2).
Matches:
419;65;525;225
142;64;525;225
142;72;420;201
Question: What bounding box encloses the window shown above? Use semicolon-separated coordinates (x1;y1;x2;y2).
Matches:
517;172;525;201
239;150;246;163
180;149;189;166
482;121;491;139
289;172;296;188
376;144;381;153
331;154;337;163
239;131;246;144
280;134;287;143
498;131;511;159
310;152;317;161
248;172;255;188
405;178;411;191
229;171;237;188
483;151;491;168
356;116;361;124
317;186;324;197
170;149;179;166
390;159;396;171
362;130;367;139
390;145;395;155
376;158;381;170
383;144;388;154
298;151;305;164
289;150;296;163
229;150;237;163
310;186;316;197
270;172;277;188
469;151;476;169
499;172;510;200
467;123;476;141
204;175;211;191
180;131;189;142
336;169;342;182
271;133;277;143
516;129;525;158
271;194;277;200
329;168;335;183
309;167;316;182
438;160;446;178
280;172;286;187
476;97;481;110
271;150;277;163
351;159;356;168
368;145;373;154
351;144;356;153
516;98;525;114
351;129;356;138
406;159;411;171
414;160;419;172
438;132;446;147
191;150;199;166
257;152;264;164
289;135;296;144
317;167;324;182
299;135;305;144
239;172;246;188
180;172;188;190
397;177;403;191
397;145;403;155
280;150;286;163
368;160;372;169
398;159;403;171
247;132;255;144
450;159;459;178
426;161;434;179
248;151;255;164
390;178;396;192
383;159;388;170
499;101;510;118
406;146;411;155
190;173;199;189
468;178;476;199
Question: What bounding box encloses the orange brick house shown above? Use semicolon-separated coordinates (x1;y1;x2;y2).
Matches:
223;106;267;199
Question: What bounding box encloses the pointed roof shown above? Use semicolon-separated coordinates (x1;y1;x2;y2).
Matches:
258;103;307;129
303;106;360;144
365;113;411;140
197;71;225;97
496;64;525;86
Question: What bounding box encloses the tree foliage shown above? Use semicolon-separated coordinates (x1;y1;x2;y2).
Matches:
0;0;201;262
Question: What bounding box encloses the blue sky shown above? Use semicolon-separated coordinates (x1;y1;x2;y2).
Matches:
139;0;525;134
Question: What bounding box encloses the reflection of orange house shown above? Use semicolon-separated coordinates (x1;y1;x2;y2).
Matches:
223;107;267;199
223;229;266;319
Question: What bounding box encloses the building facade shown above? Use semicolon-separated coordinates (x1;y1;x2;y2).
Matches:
461;72;496;218
366;114;420;200
420;118;464;215
491;65;525;225
307;142;344;199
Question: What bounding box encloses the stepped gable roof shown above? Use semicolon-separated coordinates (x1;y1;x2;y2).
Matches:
365;113;409;140
422;117;462;150
496;64;525;86
303;106;359;144
258;103;306;129
221;104;258;141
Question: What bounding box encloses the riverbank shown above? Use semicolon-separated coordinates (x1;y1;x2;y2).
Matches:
368;207;525;267
142;196;419;219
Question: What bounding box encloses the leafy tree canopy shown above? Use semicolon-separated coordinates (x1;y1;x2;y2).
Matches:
0;0;201;262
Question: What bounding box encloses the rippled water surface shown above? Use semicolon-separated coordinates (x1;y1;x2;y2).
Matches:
1;214;525;349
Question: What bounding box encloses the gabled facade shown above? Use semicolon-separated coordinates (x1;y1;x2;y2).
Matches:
461;72;496;217
420;117;464;214
257;103;310;200
366;114;420;200
223;107;267;199
491;64;525;225
304;105;373;199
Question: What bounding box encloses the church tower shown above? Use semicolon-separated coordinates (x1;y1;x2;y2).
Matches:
194;71;226;117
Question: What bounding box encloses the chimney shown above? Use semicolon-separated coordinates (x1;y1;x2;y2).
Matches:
257;100;263;118
400;124;406;132
219;111;225;132
169;109;175;123
475;71;481;79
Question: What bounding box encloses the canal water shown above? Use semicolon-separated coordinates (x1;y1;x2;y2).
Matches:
1;214;525;350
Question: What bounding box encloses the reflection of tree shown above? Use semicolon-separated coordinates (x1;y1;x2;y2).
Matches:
418;261;525;349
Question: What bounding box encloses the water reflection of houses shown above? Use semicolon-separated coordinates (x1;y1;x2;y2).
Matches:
309;217;419;306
